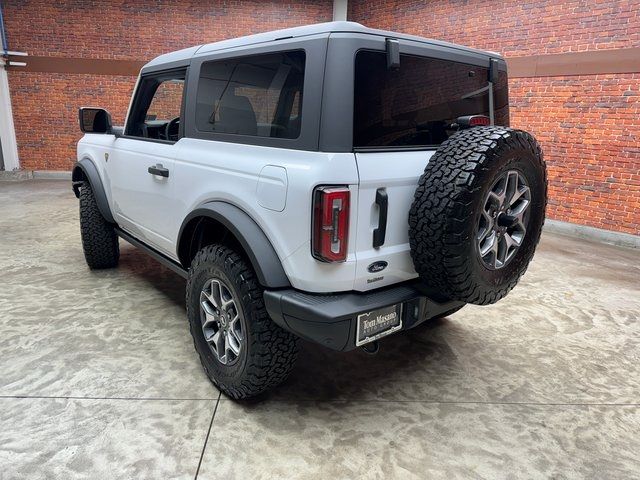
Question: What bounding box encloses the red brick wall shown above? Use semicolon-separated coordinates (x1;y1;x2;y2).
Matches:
349;0;640;235
8;72;135;170
509;74;639;235
3;0;332;170
4;0;640;235
349;0;640;55
4;0;333;59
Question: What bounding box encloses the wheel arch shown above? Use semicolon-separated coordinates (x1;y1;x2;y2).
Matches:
177;202;291;289
72;158;115;224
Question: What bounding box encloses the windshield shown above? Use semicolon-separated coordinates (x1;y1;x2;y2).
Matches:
353;51;509;148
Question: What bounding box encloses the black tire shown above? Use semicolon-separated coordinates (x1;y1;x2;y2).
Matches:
186;244;299;399
409;127;547;305
79;181;119;269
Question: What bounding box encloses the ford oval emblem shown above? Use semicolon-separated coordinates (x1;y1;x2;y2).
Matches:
367;261;388;273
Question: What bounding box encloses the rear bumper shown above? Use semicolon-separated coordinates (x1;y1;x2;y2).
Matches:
264;282;464;351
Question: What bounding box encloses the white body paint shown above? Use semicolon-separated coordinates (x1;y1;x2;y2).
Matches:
78;134;430;293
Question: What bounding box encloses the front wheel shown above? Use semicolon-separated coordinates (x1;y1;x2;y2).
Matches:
186;244;299;399
79;181;119;269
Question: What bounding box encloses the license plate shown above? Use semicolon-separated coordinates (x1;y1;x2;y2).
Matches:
356;304;403;346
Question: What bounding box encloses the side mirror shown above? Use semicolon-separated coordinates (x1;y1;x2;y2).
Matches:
79;107;113;134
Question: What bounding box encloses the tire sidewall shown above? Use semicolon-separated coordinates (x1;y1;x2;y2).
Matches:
467;143;546;289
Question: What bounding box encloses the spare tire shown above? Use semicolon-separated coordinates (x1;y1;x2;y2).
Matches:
408;127;547;305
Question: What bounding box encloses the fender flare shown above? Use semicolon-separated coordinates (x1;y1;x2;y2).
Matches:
71;158;115;224
178;202;291;289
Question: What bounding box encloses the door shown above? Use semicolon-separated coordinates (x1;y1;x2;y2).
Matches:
353;150;435;291
351;50;507;291
108;69;187;257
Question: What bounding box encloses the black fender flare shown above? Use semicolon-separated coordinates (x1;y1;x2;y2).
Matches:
72;158;115;224
178;202;291;289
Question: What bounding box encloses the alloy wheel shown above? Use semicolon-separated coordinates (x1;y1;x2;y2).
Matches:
199;278;244;365
476;169;531;269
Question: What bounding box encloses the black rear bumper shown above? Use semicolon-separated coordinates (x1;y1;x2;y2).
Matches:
264;282;464;351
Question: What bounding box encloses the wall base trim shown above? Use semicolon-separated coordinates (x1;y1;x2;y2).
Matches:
0;170;72;180
0;169;33;180
1;172;637;249
32;170;72;180
544;219;639;249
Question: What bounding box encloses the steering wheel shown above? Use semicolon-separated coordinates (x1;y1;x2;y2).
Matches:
165;117;181;141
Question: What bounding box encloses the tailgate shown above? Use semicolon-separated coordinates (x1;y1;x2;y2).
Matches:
353;150;435;291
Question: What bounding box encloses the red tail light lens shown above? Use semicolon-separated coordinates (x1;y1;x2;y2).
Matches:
469;115;491;126
456;115;491;128
312;186;350;262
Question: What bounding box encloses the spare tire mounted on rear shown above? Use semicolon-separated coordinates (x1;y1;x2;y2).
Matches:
409;126;547;305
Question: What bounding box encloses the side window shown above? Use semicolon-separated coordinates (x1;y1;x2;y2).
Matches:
195;51;305;139
147;80;184;122
125;70;186;142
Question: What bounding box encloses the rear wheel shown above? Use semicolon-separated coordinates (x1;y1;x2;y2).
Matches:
409;127;547;305
186;244;299;399
79;181;119;269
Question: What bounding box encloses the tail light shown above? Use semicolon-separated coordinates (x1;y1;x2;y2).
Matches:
312;186;350;262
456;115;490;128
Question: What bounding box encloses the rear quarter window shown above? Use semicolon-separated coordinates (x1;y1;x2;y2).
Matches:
353;51;509;149
195;50;305;139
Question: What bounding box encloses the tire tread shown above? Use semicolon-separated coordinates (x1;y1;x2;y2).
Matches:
408;127;547;305
79;181;119;269
186;245;299;399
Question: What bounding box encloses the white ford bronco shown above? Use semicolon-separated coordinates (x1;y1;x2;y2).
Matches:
73;22;546;399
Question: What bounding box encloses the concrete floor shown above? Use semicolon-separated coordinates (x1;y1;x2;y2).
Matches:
0;180;639;480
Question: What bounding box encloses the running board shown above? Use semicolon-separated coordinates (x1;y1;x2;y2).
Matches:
114;227;188;279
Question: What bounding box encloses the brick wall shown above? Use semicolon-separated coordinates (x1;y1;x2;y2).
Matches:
4;0;333;59
349;0;640;235
349;0;640;56
509;74;639;235
8;72;135;171
4;0;639;234
2;0;332;170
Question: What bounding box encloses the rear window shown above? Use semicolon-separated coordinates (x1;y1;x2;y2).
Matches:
353;51;509;148
195;50;305;139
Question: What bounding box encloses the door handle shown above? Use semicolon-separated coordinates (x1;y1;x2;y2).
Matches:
148;164;169;178
373;188;388;248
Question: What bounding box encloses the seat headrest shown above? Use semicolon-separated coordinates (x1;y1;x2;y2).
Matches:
216;93;257;136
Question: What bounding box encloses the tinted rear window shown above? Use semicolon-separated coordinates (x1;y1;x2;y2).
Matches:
353;51;509;148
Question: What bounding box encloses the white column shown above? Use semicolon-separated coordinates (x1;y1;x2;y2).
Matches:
0;58;20;171
333;0;348;21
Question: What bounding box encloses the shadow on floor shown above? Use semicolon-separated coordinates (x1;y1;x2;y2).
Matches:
117;246;187;308
116;244;467;405
262;320;463;404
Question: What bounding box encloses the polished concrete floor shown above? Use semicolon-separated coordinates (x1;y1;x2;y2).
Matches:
1;180;639;480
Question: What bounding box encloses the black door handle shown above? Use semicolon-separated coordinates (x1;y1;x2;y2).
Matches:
148;164;169;178
373;188;388;248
